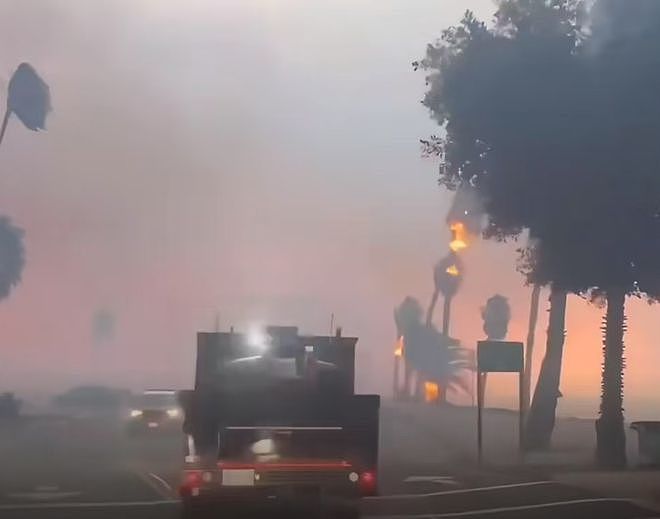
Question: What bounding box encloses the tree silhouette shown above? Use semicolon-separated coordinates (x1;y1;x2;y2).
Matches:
523;284;541;412
481;295;511;341
0;63;51;147
394;297;424;399
0;216;25;300
416;0;660;466
415;1;584;450
427;252;463;335
395;296;471;400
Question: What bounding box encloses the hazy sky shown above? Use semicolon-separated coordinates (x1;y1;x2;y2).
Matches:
0;0;658;419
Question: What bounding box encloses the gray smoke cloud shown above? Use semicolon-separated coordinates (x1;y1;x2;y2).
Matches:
586;0;660;55
446;182;484;236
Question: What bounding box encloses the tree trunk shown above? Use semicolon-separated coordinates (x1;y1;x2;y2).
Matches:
0;106;10;149
403;363;412;400
524;287;567;451
439;295;452;404
595;288;627;469
393;355;401;400
426;289;439;327
523;285;542;413
442;296;452;336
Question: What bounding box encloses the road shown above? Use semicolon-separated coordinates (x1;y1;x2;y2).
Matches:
0;413;656;519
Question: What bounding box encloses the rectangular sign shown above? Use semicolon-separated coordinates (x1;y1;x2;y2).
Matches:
222;469;255;486
477;341;523;373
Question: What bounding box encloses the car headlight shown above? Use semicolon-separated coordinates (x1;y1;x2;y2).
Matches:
166;408;180;418
130;409;143;418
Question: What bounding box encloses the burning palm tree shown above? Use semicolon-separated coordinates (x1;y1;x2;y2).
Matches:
395;296;471;402
405;318;471;401
427;251;463;335
0;63;51;148
394;297;424;399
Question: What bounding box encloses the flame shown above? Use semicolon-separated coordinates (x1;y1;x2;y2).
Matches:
424;382;440;403
449;221;468;252
446;264;460;277
394;336;404;357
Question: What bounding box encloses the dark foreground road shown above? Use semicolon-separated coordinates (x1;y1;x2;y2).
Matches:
0;414;656;519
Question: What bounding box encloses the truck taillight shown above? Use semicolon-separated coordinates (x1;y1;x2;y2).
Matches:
359;470;377;496
179;470;203;497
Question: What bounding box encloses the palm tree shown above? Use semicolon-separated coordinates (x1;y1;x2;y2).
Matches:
0;63;51;147
394;297;424;399
427;252;463;335
395;296;471;401
409;323;471;396
595;289;627;469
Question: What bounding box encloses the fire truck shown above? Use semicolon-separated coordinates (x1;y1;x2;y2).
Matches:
178;326;380;518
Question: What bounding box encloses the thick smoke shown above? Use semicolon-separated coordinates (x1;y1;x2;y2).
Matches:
587;0;660;55
446;182;484;236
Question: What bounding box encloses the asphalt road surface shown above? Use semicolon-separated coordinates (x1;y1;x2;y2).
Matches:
0;414;656;519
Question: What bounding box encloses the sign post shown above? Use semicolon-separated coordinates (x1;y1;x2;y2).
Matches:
476;341;524;465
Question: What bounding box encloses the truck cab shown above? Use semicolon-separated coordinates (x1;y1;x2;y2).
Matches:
178;326;379;518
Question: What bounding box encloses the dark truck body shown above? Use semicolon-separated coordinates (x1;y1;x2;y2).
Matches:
179;327;379;518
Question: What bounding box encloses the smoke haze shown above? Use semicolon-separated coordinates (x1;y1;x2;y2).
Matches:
0;1;659;420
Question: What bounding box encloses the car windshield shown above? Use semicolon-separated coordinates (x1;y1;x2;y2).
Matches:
133;393;177;410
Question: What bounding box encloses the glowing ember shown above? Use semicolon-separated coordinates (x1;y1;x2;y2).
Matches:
446;264;460;276
424;381;440;403
449;221;468;252
394;336;404;357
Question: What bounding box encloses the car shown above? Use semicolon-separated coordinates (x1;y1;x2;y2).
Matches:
125;389;182;436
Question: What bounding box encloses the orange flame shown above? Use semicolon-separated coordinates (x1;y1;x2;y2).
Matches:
446;264;460;277
449;221;468;252
394;336;404;357
424;381;440;403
